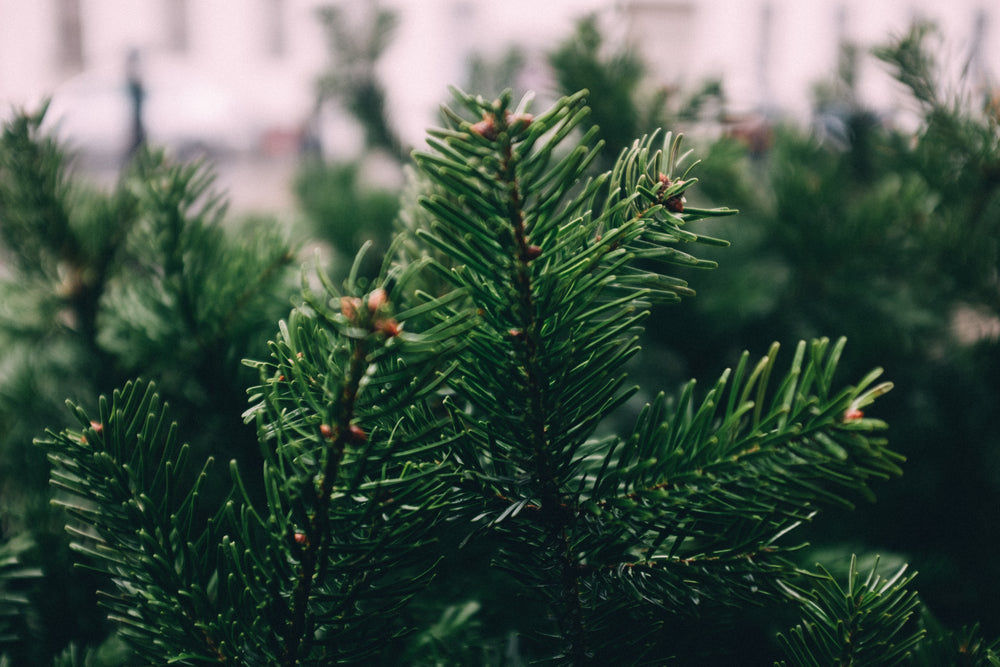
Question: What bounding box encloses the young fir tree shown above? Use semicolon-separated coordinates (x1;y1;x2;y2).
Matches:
14;88;950;664
0;107;297;665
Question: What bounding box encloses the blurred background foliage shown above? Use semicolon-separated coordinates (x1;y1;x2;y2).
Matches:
657;20;1000;647
1;4;998;664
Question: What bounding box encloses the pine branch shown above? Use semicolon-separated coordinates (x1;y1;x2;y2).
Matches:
575;338;900;612
0;535;42;654
411;89;741;661
414;90;614;659
26;85;920;665
37;252;475;664
227;257;475;663
37;380;228;663
0;104;76;277
912;617;1000;666
0;105;139;369
408;89;903;664
776;555;924;666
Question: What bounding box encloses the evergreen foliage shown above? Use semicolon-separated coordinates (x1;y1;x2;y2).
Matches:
406;90;900;662
678;22;1000;640
4;10;998;663
777;556;923;666
11;85;935;665
0;107;296;664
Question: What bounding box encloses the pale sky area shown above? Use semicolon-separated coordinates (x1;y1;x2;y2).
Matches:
0;1;994;176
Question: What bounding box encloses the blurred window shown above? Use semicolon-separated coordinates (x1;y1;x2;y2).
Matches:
56;0;84;71
267;0;287;57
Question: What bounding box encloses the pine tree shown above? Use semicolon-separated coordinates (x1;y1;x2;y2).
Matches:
9;86;985;663
0;106;296;665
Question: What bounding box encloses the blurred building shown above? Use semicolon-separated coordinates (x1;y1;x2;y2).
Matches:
0;0;994;164
0;0;332;162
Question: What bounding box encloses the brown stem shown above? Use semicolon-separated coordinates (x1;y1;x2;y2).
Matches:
496;121;589;663
281;338;368;666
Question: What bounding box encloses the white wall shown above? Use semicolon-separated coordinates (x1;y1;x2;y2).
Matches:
613;0;996;120
0;0;61;111
0;0;996;146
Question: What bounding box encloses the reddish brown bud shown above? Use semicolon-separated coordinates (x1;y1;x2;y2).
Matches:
341;296;362;321
293;532;308;546
367;288;388;312
658;174;685;212
470;114;498;140
320;423;335;440
376;318;401;337
348;424;367;443
524;245;542;261
90;421;103;434
506;111;533;131
844;407;864;421
508;328;524;339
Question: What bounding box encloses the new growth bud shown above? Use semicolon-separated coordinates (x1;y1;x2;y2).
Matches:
470;114;498;141
843;407;864;421
470;111;532;142
376;318;401;337
506;111;533;132
348;424;367;443
367;288;388;312
657;173;685;212
341;296;362;322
